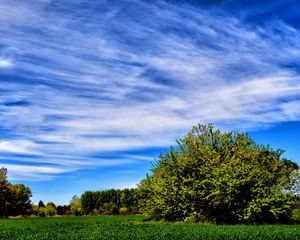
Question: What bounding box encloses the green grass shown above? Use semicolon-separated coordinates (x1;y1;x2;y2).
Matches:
1;215;300;240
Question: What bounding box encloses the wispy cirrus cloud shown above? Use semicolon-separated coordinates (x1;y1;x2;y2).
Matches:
0;0;300;180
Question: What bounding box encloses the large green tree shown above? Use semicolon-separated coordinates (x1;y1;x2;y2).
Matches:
139;124;299;224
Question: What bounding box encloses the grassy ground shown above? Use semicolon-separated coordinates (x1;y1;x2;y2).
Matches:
1;215;300;240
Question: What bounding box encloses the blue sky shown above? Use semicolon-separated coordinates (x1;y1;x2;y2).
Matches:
0;0;300;205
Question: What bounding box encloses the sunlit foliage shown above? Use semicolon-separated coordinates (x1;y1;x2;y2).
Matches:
139;124;299;224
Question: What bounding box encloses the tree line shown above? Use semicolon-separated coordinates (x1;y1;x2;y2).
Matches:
1;124;300;224
0;165;140;217
81;188;139;215
21;189;140;217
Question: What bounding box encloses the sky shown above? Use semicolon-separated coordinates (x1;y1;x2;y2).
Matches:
0;0;300;205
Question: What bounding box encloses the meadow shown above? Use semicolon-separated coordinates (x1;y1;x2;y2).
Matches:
1;215;300;240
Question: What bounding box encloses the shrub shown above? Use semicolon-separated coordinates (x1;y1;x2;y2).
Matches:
38;207;46;217
139;124;299;224
119;207;128;215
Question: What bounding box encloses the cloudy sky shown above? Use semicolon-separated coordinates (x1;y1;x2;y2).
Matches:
0;0;300;204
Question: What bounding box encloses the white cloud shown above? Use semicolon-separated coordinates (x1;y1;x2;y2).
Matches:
0;140;38;154
0;58;13;68
0;0;300;179
5;164;69;174
3;163;73;181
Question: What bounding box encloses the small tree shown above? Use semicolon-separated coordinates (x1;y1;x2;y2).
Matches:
0;168;7;182
38;200;45;208
139;124;300;224
38;207;46;217
46;202;56;216
70;195;82;216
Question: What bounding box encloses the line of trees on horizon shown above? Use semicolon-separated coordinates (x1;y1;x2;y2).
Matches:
81;188;140;215
16;189;140;217
0;165;141;217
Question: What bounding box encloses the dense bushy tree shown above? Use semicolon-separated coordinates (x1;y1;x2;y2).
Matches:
139;124;300;224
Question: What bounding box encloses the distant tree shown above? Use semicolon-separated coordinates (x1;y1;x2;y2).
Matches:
38;200;45;208
38;207;46;217
80;188;140;215
70;195;82;216
0;167;7;182
81;191;94;215
46;202;56;216
120;189;132;208
139;124;300;224
0;167;8;217
56;205;63;215
56;205;70;215
0;168;32;217
46;201;56;209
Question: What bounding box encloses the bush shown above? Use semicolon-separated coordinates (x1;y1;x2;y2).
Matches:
292;198;300;222
119;207;128;215
38;207;46;217
45;202;56;216
139;124;300;224
70;195;82;216
91;208;100;216
46;206;56;216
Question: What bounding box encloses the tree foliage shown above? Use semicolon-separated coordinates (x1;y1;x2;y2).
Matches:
0;168;32;217
139;124;299;224
45;202;57;216
70;195;82;216
38;200;45;208
56;205;70;215
81;188;139;215
0;167;7;182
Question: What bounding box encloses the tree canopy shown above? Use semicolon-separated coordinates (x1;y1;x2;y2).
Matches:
139;124;300;224
0;168;32;217
0;167;7;182
81;188;139;215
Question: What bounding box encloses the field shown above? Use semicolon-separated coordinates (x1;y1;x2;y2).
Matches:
1;215;300;240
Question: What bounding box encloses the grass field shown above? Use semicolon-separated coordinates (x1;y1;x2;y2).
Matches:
1;215;300;240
